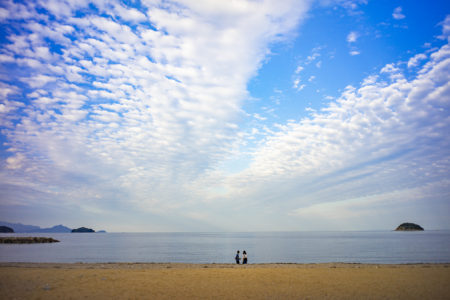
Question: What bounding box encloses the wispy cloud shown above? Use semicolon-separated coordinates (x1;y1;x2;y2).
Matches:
392;6;405;20
295;66;304;74
292;46;324;91
407;53;427;68
347;31;360;55
293;78;306;91
347;31;358;43
438;15;450;40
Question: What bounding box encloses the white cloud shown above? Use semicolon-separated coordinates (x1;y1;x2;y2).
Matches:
438;15;450;40
392;6;405;20
307;52;320;62
380;63;399;74
253;113;267;121
22;74;58;88
293;77;306;91
380;63;403;80
346;31;358;43
319;0;368;15
0;54;14;62
292;47;323;90
112;3;147;23
408;53;427;68
6;153;26;170
347;32;360;56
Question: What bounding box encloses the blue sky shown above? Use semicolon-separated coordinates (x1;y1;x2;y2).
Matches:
0;0;449;232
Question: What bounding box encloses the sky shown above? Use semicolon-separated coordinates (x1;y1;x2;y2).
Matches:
0;0;449;232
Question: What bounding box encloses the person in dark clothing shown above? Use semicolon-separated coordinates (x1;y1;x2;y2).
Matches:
235;250;240;264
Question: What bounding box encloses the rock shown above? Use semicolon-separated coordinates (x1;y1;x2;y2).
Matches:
0;226;14;233
72;227;95;233
395;222;424;231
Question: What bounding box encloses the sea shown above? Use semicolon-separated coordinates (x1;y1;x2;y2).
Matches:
1;231;449;264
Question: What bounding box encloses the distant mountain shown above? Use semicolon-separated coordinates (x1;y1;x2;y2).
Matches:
0;221;72;233
39;225;72;233
0;221;41;233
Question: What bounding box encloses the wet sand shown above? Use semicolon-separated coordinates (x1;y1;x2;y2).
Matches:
1;263;449;299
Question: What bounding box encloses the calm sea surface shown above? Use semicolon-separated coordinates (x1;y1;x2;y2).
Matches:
1;231;449;264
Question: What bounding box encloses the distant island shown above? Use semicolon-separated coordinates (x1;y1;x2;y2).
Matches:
395;223;424;231
0;237;59;244
72;227;95;233
0;226;14;233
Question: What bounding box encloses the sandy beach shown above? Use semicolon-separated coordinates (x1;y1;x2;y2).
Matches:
1;263;449;299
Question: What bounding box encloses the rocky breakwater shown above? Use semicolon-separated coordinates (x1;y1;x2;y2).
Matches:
0;237;60;244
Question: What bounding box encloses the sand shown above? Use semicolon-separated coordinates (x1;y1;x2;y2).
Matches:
1;263;449;299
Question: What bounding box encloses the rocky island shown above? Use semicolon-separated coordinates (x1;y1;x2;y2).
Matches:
395;223;424;231
72;227;95;233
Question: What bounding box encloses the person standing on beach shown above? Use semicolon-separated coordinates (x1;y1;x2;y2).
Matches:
242;251;248;264
235;250;240;264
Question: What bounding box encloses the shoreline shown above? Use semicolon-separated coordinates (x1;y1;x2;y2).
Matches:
2;262;449;299
1;261;450;268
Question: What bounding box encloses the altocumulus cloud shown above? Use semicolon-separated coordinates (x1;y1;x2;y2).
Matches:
0;1;449;231
0;0;311;229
